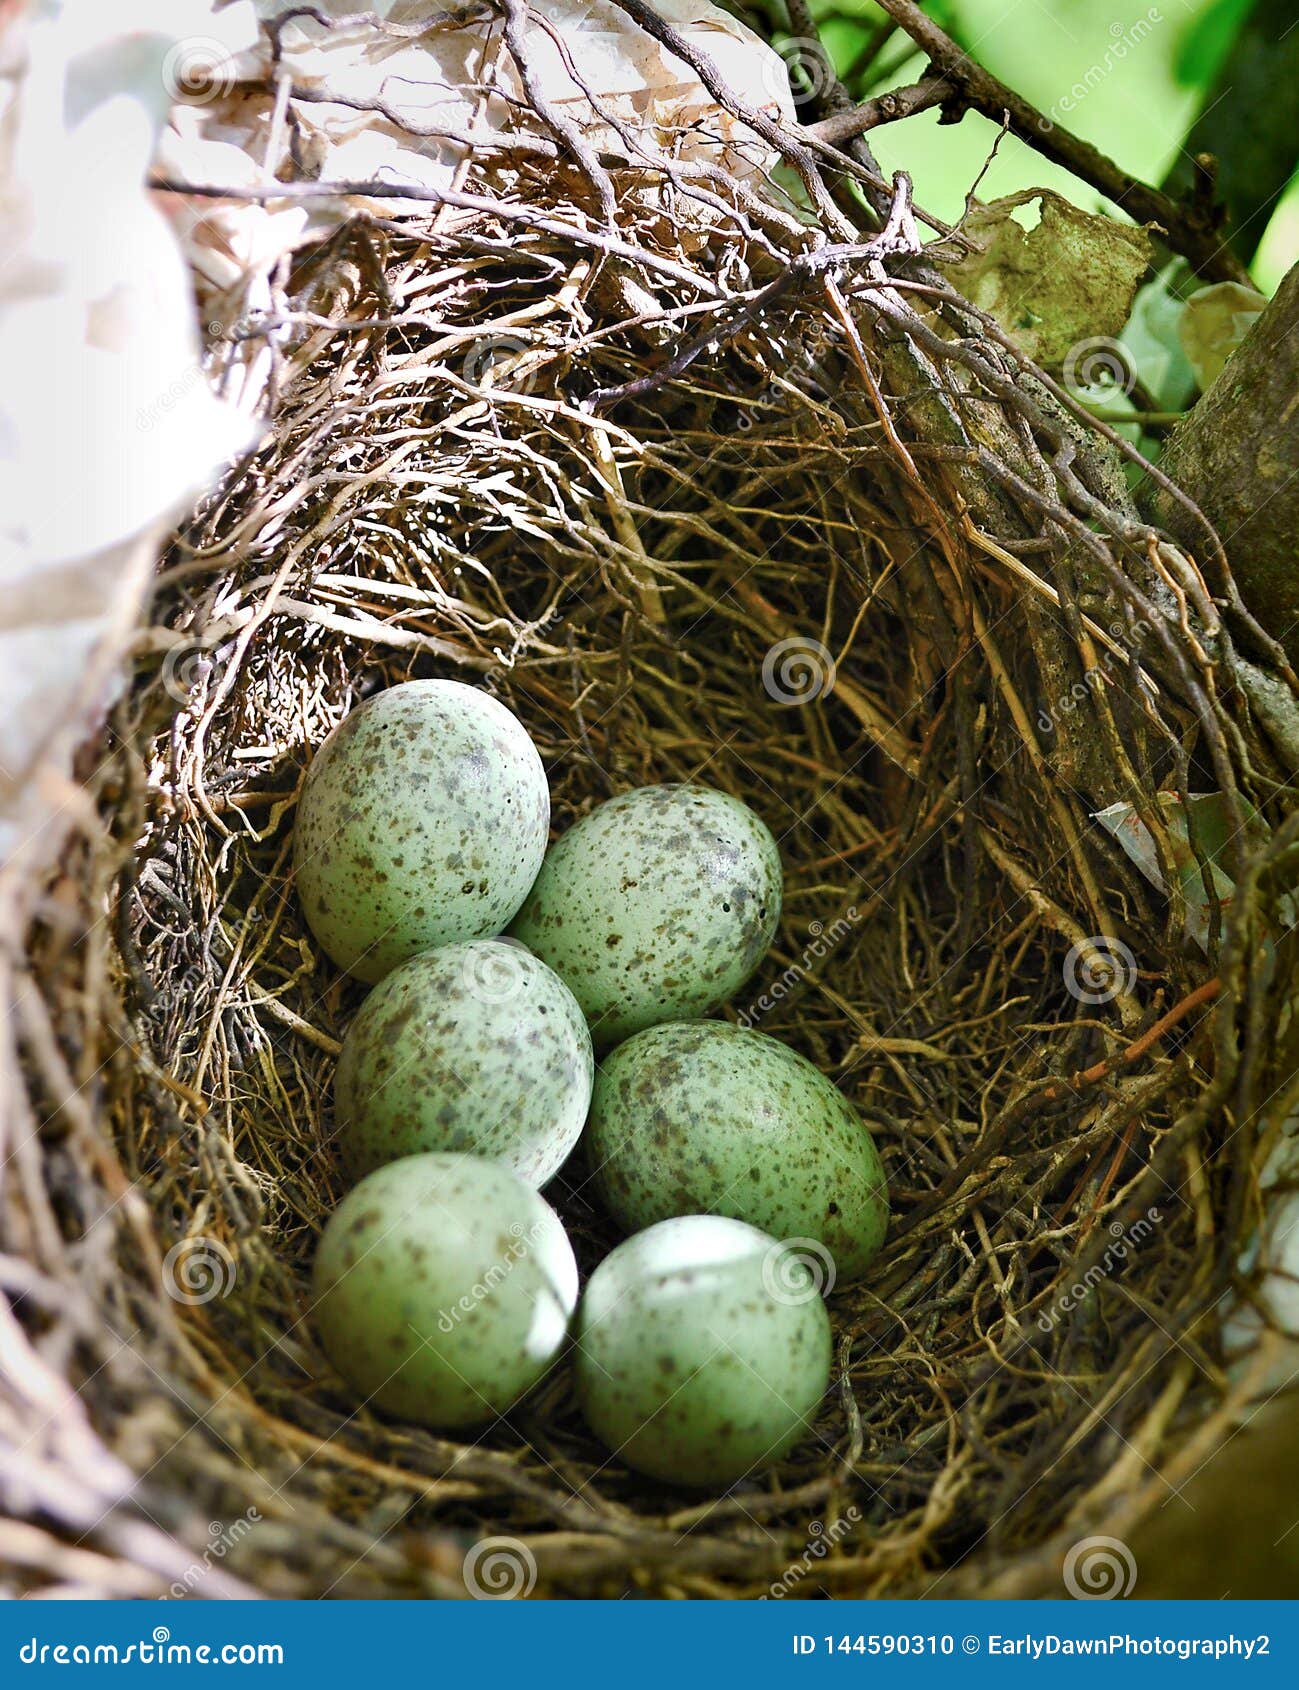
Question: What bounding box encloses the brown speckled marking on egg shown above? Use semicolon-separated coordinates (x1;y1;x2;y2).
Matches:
294;680;549;983
334;939;593;1189
508;784;781;1047
311;1153;578;1428
586;1020;889;1282
574;1215;832;1487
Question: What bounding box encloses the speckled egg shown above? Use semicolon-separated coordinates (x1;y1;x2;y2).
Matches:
587;1020;889;1282
574;1214;832;1487
312;1153;577;1428
508;784;781;1047
334;939;592;1188
294;680;549;983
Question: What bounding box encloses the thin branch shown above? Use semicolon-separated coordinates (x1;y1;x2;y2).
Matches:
1044;978;1223;1098
805;77;951;147
869;0;1248;282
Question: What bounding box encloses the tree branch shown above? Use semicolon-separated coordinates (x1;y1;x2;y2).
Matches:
1143;260;1299;666
868;0;1248;283
804;77;950;146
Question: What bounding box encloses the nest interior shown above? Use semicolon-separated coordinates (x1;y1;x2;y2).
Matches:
12;11;1299;1602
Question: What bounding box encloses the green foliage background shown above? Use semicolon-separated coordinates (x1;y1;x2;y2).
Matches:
776;0;1298;291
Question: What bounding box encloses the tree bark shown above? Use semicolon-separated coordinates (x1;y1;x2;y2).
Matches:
1143;259;1299;665
1162;0;1299;269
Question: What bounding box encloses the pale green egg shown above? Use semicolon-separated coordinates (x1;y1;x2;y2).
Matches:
574;1214;832;1487
294;680;549;983
586;1020;888;1282
334;939;592;1189
312;1153;577;1428
509;784;781;1047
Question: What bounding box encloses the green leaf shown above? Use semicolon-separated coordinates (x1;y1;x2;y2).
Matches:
944;190;1154;366
806;0;965;40
807;1;889;20
922;0;962;31
1121;263;1198;414
1175;0;1257;88
1179;280;1268;391
1093;792;1269;951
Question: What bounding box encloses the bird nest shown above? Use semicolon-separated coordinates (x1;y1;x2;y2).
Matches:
10;7;1299;1601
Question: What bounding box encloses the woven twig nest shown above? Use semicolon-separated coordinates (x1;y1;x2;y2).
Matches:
7;3;1298;1601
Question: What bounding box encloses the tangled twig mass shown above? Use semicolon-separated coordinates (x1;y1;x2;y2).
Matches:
5;0;1297;1599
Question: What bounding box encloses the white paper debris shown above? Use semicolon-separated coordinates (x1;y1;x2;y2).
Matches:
1;0;791;879
0;0;257;875
152;0;794;319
